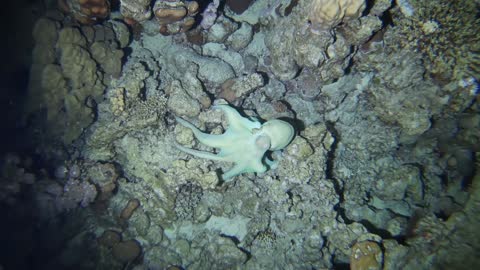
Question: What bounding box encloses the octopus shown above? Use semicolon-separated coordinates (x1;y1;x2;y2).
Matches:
175;104;295;181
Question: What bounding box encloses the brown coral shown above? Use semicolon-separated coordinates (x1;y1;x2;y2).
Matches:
120;198;141;221
97;230;122;247
112;240;142;263
350;241;383;270
58;0;110;25
153;0;199;35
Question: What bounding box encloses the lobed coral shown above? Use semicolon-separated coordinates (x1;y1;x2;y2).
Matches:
26;16;129;143
112;240;142;263
120;198;141;221
309;0;366;32
153;0;199;35
263;0;382;82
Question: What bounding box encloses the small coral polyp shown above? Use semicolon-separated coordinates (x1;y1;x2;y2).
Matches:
175;105;295;181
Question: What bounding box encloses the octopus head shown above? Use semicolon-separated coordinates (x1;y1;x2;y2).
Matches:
254;134;271;152
259;119;295;151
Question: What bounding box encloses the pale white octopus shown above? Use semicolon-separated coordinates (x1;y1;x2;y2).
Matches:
175;105;295;181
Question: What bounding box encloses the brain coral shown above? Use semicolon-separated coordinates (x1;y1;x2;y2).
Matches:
309;0;366;31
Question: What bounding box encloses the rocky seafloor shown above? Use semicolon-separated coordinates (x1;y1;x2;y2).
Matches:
1;0;479;269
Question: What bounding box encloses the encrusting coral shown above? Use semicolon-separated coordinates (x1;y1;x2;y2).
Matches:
175;104;295;181
393;0;480;82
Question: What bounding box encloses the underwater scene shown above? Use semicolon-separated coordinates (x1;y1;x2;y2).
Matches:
0;0;479;269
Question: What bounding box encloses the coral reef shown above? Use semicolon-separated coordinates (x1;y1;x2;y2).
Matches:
9;1;480;270
350;241;383;270
33;161;107;219
392;0;480;83
111;239;142;263
0;154;36;205
58;0;111;25
174;182;203;220
153;0;199;35
359;49;443;139
309;0;366;32
120;198;141;221
261;0;383;81
167;80;202;117
120;0;152;23
26;16;129;143
98;230;122;247
218;73;264;103
200;0;220;30
225;0;255;14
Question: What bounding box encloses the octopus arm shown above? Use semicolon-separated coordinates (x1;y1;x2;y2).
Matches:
175;117;231;148
174;142;225;161
223;164;247;181
223;159;267;181
213;105;261;133
264;156;279;170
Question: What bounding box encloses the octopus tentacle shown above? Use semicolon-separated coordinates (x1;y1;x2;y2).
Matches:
174;142;225;161
213;105;261;133
175;117;231;148
174;105;294;180
223;163;249;181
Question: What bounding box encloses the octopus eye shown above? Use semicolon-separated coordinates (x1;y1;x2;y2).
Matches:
255;135;271;150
